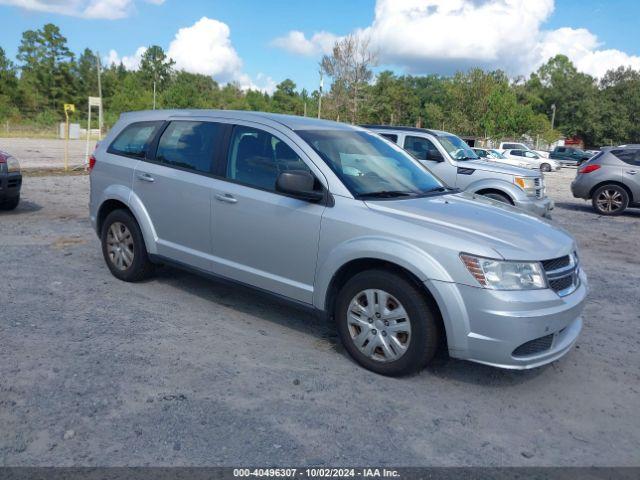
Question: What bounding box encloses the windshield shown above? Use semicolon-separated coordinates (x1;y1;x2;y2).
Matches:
489;150;506;159
437;134;478;161
296;129;445;199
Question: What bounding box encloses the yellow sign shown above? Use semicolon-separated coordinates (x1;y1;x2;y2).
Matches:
64;103;75;113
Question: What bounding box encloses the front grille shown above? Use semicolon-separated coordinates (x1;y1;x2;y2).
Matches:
542;254;579;296
534;177;544;198
7;178;21;189
542;256;570;271
513;334;554;357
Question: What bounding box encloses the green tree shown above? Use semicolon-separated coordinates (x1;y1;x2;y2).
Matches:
272;79;301;114
139;45;175;90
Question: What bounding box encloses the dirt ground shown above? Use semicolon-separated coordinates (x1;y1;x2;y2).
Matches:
0;138;90;171
1;167;639;467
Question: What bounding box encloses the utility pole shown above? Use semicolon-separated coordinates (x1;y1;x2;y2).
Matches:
153;80;157;110
317;71;323;119
550;103;556;130
96;52;103;139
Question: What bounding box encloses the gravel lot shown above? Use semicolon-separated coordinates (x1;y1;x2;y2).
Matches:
1;167;639;467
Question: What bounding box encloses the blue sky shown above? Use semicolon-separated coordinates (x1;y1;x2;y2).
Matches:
0;0;639;92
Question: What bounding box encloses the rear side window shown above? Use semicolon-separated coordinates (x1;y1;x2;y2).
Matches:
226;125;311;191
379;133;398;143
611;149;640;166
156;121;222;173
109;121;162;158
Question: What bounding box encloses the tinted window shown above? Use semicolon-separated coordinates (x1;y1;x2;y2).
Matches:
379;133;398;143
404;135;439;161
109;121;162;158
511;150;524;156
297;129;443;198
523;151;539;158
226;125;311;191
474;149;488;157
556;147;566;152
612;149;640;165
156;121;220;173
503;143;520;149
436;134;478;160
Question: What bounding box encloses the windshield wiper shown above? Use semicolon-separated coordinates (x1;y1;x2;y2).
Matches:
359;190;417;199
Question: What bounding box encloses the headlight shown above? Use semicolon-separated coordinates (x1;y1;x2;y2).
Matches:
6;156;20;173
514;176;537;197
460;253;546;290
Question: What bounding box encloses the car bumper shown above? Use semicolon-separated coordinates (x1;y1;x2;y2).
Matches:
0;172;22;201
425;268;588;369
514;196;554;218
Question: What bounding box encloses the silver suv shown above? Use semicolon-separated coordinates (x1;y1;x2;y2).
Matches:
90;110;587;376
571;145;640;215
365;126;554;218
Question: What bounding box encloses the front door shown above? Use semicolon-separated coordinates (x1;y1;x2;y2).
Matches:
209;123;326;303
403;135;457;186
133;120;224;270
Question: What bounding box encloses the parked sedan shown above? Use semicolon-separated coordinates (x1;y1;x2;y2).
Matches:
503;149;561;172
473;148;530;169
571;145;640;215
0;150;22;210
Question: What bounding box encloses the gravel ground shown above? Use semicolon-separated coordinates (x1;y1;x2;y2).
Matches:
1;168;639;467
0;138;90;171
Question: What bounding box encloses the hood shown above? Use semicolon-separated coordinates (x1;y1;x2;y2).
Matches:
460;159;539;177
365;192;574;261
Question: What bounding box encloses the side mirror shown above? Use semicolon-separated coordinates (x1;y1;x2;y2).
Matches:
276;171;324;202
426;149;444;162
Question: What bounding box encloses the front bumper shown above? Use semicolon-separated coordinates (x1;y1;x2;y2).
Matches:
514;195;554;218
0;172;22;201
425;268;588;369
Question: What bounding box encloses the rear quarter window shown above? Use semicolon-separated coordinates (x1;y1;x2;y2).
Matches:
108;121;163;158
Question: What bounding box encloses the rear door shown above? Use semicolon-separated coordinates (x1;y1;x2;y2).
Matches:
209;122;326;303
133;120;227;270
615;149;640;202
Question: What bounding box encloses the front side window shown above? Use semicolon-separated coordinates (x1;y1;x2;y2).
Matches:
226;125;312;191
404;136;439;161
109;121;163;158
436;134;478;161
475;149;488;158
156;121;220;173
489;150;506;159
297;129;444;199
523;151;539;159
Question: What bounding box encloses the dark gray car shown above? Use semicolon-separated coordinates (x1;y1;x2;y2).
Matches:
571;145;640;215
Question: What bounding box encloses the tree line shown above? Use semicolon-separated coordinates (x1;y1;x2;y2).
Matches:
0;24;638;147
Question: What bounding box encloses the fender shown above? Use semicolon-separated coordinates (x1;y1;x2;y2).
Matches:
313;235;454;311
464;177;526;203
97;185;159;255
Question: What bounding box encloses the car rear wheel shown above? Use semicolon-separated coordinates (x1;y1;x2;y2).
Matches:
540;163;551;172
101;209;154;281
592;185;629;215
335;270;441;376
0;194;20;211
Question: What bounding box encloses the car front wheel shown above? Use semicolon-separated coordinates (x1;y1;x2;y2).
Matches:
335;270;441;376
592;185;629;215
540;163;551;172
101;209;154;281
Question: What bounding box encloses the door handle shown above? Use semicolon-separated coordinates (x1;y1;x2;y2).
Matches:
136;172;155;182
215;193;238;204
626;170;638;175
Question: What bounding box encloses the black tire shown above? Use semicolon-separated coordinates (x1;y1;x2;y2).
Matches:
591;184;629;216
481;191;512;204
335;269;441;376
101;209;154;281
0;194;20;211
540;163;551;172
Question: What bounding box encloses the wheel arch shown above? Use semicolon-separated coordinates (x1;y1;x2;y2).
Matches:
474;188;515;205
96;187;158;255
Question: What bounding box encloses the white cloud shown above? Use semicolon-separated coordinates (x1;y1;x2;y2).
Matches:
167;17;243;81
105;46;147;70
273;0;640;78
270;30;339;56
0;0;161;19
107;17;275;93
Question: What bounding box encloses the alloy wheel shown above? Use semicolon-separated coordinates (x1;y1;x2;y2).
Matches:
346;289;412;362
596;189;623;213
106;221;135;271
